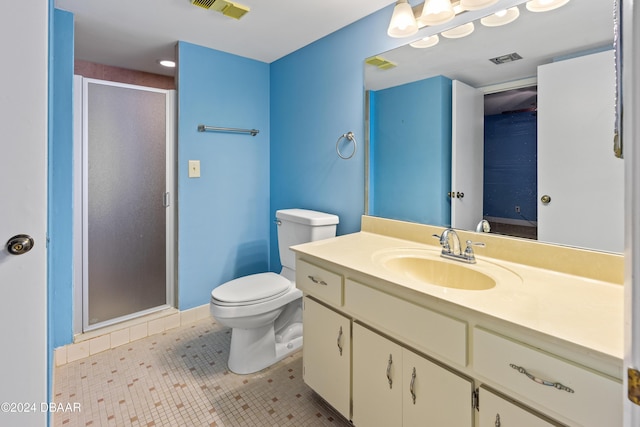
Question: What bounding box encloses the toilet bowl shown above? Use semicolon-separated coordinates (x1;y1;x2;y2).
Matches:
210;209;339;374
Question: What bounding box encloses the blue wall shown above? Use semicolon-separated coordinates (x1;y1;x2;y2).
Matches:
484;111;537;222
47;3;416;343
370;76;452;226
177;42;271;310
268;5;407;270
49;8;74;350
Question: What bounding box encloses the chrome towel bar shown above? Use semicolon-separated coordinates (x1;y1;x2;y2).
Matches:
198;124;259;136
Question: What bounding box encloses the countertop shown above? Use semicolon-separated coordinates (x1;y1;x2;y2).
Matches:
292;231;623;363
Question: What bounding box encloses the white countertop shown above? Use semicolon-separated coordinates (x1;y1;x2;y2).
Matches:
292;231;623;362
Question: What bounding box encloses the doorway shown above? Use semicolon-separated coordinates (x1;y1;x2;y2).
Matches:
483;86;538;239
74;77;176;332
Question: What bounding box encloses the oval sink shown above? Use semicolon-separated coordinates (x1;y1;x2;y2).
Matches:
382;256;496;290
372;248;521;291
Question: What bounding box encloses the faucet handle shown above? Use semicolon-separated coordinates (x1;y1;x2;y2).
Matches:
465;239;486;248
464;240;485;262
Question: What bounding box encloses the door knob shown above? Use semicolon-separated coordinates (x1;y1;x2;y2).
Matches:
6;234;34;255
541;195;551;205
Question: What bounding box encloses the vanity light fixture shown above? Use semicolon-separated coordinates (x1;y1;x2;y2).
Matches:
418;0;455;26
441;21;475;38
525;0;570;12
410;34;440;48
387;0;419;38
460;0;498;11
480;6;520;27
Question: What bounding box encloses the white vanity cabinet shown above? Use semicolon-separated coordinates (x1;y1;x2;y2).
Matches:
478;387;559;427
301;296;351;419
294;248;622;427
352;323;474;427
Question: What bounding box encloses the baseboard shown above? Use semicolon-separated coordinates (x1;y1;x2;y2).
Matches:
54;304;211;367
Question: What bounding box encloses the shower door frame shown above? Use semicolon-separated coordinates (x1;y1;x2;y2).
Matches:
73;76;177;333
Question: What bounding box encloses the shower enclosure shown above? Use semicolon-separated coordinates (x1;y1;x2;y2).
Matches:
75;77;176;332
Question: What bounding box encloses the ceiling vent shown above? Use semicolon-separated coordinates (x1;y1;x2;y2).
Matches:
365;56;397;70
190;0;250;20
190;0;216;9
489;52;523;65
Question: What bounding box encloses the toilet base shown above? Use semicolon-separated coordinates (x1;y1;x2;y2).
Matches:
227;323;303;375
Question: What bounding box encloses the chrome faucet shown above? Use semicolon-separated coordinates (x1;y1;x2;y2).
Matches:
433;228;485;264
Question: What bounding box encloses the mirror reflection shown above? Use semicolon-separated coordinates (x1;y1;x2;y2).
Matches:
365;0;623;253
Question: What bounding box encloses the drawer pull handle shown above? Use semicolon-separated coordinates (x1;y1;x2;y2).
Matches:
495;413;501;427
409;367;417;404
337;326;343;356
307;275;328;286
509;364;575;393
386;354;393;389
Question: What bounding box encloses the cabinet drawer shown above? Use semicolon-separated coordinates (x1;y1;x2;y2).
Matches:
345;279;467;367
296;259;343;306
478;386;561;427
473;327;621;427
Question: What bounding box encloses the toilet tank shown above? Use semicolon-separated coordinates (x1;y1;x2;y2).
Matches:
276;209;339;271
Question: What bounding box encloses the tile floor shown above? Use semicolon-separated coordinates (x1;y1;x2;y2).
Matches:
54;317;351;427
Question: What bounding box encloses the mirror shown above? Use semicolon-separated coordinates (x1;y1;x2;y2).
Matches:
364;0;623;253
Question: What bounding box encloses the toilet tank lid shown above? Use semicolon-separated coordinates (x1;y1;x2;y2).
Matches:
276;209;339;226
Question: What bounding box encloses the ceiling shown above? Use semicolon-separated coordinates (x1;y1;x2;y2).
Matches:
54;0;395;76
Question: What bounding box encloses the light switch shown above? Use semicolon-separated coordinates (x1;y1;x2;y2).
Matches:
188;160;201;178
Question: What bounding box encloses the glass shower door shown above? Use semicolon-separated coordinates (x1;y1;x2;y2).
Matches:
83;79;173;330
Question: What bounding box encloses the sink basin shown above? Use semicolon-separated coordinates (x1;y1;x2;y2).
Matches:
382;256;496;290
373;248;521;291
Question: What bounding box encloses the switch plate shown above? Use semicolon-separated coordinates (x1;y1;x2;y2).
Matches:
188;160;201;178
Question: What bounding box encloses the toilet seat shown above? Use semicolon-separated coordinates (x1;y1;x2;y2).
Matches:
211;272;292;307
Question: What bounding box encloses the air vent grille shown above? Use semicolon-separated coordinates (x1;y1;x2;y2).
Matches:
489;52;523;65
190;0;216;9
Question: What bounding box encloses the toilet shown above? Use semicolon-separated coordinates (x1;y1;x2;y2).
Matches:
210;208;339;374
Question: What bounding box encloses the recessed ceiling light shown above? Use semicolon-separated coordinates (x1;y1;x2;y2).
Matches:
158;60;176;68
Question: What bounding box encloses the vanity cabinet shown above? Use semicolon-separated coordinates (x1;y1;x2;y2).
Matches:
478;387;559;427
301;296;350;419
352;323;474;427
294;245;622;427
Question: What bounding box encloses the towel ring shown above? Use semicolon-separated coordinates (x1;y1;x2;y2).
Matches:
336;132;357;160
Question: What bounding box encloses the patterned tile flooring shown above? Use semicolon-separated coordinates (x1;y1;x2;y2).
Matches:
54;317;351;427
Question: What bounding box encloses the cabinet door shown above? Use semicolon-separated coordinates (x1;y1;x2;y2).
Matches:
302;297;351;419
403;348;474;427
479;387;558;427
352;323;403;427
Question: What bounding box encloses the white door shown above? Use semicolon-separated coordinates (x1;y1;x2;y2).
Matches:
537;50;623;253
624;0;640;425
0;2;48;427
451;80;484;231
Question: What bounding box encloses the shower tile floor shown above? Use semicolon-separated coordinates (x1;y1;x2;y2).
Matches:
54;317;351;427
